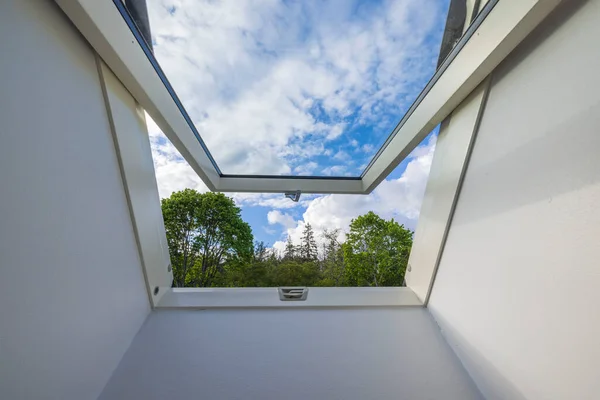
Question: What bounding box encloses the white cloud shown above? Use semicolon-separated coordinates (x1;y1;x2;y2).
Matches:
267;210;297;230
293;161;318;176
361;143;375;153
326;124;345;140
146;115;208;198
231;192;317;210
272;135;436;250
322;165;346;176
333;150;350;161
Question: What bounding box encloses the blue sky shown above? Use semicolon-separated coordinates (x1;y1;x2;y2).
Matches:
145;0;448;251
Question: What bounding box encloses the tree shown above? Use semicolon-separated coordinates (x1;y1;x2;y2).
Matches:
343;211;413;287
283;236;297;260
299;223;318;261
220;242;277;287
161;189;253;287
318;229;346;286
161;194;411;289
271;259;321;287
253;241;269;263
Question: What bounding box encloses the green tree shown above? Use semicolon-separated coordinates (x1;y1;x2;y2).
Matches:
317;228;346;286
283;236;297;260
300;223;318;261
253;241;269;262
343;211;413;287
220;242;277;287
271;259;321;287
161;189;253;287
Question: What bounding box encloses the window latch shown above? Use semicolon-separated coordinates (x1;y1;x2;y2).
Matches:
278;287;309;301
284;190;301;202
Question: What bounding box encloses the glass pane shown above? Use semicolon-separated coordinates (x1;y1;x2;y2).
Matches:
146;0;450;176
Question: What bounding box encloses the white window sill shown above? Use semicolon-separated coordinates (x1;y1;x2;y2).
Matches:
156;287;422;309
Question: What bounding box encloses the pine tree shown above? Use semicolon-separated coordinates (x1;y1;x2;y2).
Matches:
283;236;296;260
321;229;346;285
300;223;318;261
253;241;268;262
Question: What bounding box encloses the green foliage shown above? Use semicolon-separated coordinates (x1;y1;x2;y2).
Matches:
271;260;321;286
318;229;347;286
162;191;412;288
218;242;278;287
299;223;318;261
283;236;297;260
343;211;413;287
161;189;253;287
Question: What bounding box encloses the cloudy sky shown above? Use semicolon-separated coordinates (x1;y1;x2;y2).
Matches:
145;0;448;251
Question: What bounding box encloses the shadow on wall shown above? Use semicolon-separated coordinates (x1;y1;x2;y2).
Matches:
430;310;528;400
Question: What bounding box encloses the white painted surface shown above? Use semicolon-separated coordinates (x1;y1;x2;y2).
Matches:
428;1;600;399
99;61;172;306
54;0;221;190
403;0;492;303
405;82;489;302
0;1;150;399
158;287;422;308
217;175;364;194
99;308;482;400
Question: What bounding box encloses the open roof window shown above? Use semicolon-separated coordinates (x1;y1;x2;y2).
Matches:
145;0;450;178
86;0;503;194
62;0;546;198
54;0;564;303
147;108;439;288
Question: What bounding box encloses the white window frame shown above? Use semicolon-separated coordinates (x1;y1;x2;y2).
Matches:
56;0;562;195
157;287;422;309
54;0;564;308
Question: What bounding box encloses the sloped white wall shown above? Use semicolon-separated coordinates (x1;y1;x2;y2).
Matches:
99;308;482;400
428;0;600;399
0;1;150;399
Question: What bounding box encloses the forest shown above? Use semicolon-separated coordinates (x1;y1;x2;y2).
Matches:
161;189;413;288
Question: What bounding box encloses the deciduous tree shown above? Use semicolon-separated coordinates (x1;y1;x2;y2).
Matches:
161;189;253;287
343;211;413;286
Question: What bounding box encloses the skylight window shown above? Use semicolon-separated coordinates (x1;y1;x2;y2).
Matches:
63;0;513;195
55;0;559;301
145;0;450;177
147;113;439;289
